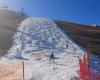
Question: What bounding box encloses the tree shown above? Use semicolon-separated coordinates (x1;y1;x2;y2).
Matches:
96;25;100;32
18;8;27;17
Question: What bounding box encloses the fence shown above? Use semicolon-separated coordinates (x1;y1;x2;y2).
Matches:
78;50;100;80
0;61;24;80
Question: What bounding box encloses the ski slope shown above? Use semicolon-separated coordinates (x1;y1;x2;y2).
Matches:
0;17;85;80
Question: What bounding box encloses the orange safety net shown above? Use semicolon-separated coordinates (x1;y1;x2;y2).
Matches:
78;50;92;80
78;50;100;80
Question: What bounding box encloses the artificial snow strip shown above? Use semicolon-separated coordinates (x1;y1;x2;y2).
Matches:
0;17;85;80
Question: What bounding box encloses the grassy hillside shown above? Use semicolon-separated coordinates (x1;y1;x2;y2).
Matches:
0;9;100;56
54;20;100;55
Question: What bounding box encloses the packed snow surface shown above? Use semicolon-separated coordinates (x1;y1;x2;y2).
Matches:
0;17;85;80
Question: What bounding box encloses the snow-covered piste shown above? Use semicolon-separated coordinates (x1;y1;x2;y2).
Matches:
0;17;85;80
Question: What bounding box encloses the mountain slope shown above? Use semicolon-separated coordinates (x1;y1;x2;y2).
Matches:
0;18;84;80
55;20;100;55
0;9;100;56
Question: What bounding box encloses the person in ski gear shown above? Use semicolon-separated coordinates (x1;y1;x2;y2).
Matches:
49;52;55;63
66;44;68;48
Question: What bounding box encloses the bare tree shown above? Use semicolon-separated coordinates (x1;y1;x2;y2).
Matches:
18;8;27;17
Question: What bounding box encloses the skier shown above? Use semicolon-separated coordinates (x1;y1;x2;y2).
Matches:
66;44;69;48
49;52;55;63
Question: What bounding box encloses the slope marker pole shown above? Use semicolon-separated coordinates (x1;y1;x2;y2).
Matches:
23;61;24;80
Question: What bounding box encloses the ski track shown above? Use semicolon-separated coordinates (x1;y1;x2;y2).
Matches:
0;17;86;80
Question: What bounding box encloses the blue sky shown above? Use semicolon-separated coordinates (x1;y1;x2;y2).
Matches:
0;0;100;25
